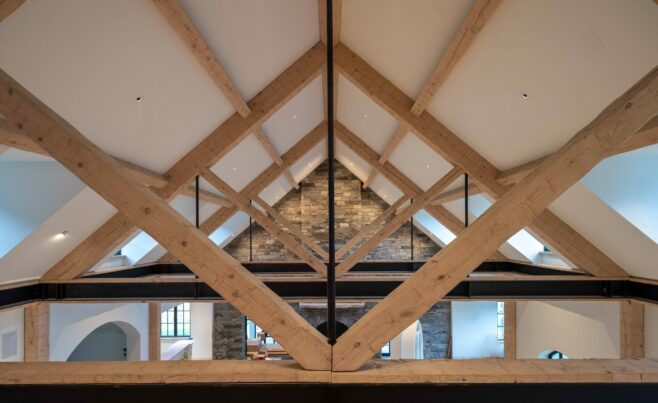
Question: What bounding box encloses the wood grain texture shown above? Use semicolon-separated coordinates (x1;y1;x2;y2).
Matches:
0;68;331;370
504;301;516;359
23;303;49;362
148;302;161;361
332;66;658;370
620;300;644;359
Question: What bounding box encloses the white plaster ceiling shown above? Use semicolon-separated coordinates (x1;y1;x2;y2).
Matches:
210;134;273;192
427;0;658;170
0;0;234;174
388;134;454;191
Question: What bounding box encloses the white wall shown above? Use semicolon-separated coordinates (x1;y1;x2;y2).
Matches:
516;301;619;359
451;301;503;359
644;304;658;359
190;303;213;359
0;307;23;362
50;303;148;361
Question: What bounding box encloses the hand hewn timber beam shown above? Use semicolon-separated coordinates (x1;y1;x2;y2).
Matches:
0;0;24;22
253;195;328;261
620;300;644;359
148;302;161;361
362;124;407;190
410;0;502;116
40;43;325;281
202;170;327;275
335;43;628;277
23;302;49;362
158;123;327;263
0;68;331;370
337;168;462;276
336;195;409;259
504;301;516;359
332;66;658;371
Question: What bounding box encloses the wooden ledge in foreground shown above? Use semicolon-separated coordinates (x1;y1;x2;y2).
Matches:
1;359;658;385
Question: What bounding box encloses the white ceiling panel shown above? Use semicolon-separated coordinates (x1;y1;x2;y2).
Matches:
262;76;324;156
388;134;454;191
259;175;294;206
337;76;399;155
289;140;327;183
210;134;273;192
427;0;658;170
0;0;234;173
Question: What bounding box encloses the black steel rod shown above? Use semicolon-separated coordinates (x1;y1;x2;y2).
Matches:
195;176;200;229
326;0;336;345
249;201;253;262
410;199;414;260
464;174;469;228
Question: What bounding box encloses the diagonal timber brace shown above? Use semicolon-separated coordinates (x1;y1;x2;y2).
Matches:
0;68;332;370
331;65;658;371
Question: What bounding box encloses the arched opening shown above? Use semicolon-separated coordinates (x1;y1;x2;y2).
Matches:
67;321;141;362
538;349;569;360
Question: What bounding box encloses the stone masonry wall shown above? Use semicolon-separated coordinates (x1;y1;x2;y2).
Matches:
212;302;451;360
224;161;441;261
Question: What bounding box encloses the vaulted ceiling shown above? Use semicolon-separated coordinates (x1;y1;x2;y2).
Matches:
1;0;657;284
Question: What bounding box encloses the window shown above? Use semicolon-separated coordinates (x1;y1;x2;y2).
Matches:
497;301;505;342
161;303;191;337
381;342;391;359
246;318;276;345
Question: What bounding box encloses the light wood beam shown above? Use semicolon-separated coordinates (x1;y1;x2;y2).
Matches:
336;196;409;259
504;301;516;359
201;170;327;276
0;69;331;370
411;0;502;116
23;303;49;362
0;0;24;22
362;124;407;190
337;168;462;276
620;300;644;359
432;183;479;205
41;43;325;281
149;302;161;361
332;65;658;371
152;0;250;117
158;123;326;264
335;43;628;277
254;127;299;189
253;196;328;261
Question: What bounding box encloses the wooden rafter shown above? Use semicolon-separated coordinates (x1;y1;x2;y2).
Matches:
410;0;502;116
40;43;325;281
336;195;409;259
158;123;327;264
254;127;299;189
335;42;627;277
253;196;328;261
0;68;331;370
201;170;327;275
337;168;462;276
0;0;24;22
362;124;407;190
332;66;658;371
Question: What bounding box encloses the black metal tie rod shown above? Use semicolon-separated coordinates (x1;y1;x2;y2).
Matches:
326;0;337;345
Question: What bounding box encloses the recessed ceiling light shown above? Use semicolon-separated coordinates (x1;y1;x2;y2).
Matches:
521;92;529;99
232;167;237;171
293;114;297;119
425;164;430;168
136;96;143;102
350;162;354;166
363;113;368;118
54;231;68;240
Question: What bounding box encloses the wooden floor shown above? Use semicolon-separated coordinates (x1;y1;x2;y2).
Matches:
1;359;658;385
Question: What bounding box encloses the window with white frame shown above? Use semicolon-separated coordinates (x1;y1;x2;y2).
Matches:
497;301;505;342
161;303;191;337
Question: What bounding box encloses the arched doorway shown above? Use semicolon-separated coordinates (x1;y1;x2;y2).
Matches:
67;321;141;361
